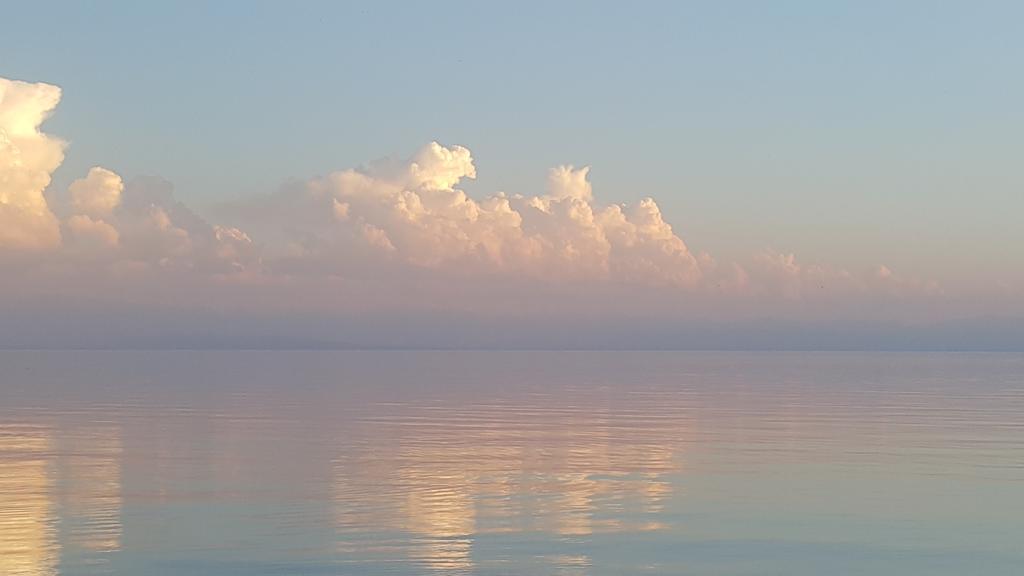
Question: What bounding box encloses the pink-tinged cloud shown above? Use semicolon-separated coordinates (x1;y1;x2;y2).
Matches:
1;74;954;327
233;141;702;287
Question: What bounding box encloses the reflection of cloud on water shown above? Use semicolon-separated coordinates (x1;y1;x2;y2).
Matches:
550;554;591;576
0;426;58;576
0;421;125;576
333;390;691;573
402;470;476;573
59;423;122;556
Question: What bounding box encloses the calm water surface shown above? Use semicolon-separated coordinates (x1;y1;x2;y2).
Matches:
1;351;1022;575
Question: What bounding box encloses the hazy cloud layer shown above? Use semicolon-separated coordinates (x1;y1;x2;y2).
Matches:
0;75;981;348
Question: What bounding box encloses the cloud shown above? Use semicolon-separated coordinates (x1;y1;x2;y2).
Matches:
69;166;123;217
236;142;702;286
0;74;953;338
66;214;120;248
0;77;64;250
742;249;943;302
0;77;261;277
0;75;705;293
87;175;259;273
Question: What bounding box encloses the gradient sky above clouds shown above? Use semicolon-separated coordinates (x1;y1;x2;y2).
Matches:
2;1;1023;349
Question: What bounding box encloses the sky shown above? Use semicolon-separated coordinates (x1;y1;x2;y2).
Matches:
1;1;1023;349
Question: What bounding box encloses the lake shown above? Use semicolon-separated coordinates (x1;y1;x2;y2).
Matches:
1;351;1022;575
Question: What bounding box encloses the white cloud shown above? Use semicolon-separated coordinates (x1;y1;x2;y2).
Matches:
246;142;702;286
0;77;64;250
66;214;120;248
0;74;949;326
98;176;259;273
70;166;123;217
547;165;593;202
0;77;259;276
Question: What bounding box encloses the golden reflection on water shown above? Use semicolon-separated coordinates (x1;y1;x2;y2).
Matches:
4;352;1024;575
59;424;122;555
401;470;476;572
334;393;691;572
0;422;123;575
0;426;58;576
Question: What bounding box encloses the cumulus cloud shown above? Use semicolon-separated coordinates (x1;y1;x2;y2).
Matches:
69;166;123;217
86;176;259;273
0;76;258;274
237;142;702;286
0;77;64;250
0;74;946;327
66;214;120;248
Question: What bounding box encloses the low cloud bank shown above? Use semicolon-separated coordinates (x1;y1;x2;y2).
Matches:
0;75;975;348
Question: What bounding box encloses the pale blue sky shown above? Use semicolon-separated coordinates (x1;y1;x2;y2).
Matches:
4;0;1023;286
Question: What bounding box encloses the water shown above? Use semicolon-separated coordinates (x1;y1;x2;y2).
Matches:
1;351;1022;575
